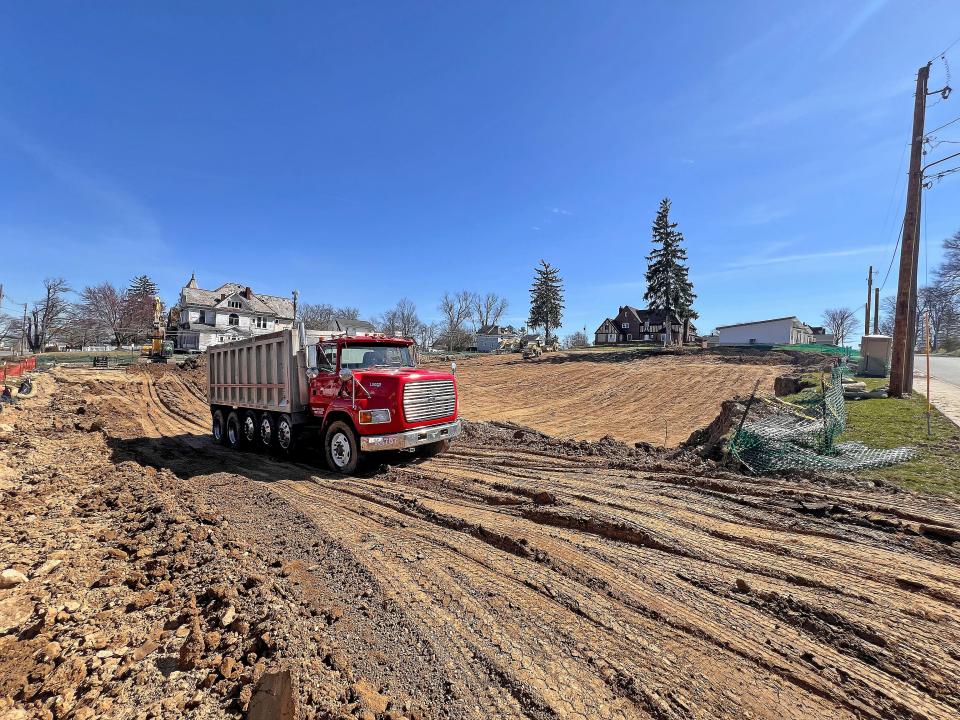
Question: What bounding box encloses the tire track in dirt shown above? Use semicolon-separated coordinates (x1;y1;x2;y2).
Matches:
51;366;960;720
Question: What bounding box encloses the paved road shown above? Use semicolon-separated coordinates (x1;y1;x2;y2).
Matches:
916;356;960;427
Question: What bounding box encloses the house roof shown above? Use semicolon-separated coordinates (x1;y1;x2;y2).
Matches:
716;316;800;330
477;324;518;336
180;279;295;319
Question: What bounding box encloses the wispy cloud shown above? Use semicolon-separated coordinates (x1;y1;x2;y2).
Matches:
823;0;888;58
550;207;573;216
724;244;886;271
732;203;794;227
0;115;162;242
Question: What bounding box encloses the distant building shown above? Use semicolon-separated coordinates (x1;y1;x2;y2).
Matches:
716;316;813;345
809;326;837;345
175;274;295;351
475;324;520;353
594;306;696;345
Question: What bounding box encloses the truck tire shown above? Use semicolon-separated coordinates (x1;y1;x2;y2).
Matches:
418;439;449;458
324;421;360;474
225;412;242;450
276;414;296;456
211;409;226;445
259;413;276;449
242;411;259;446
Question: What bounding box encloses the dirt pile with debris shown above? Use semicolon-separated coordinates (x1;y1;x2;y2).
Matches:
2;367;960;719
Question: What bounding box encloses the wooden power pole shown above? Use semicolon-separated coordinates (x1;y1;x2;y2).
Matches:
864;265;873;337
873;287;880;334
890;63;931;397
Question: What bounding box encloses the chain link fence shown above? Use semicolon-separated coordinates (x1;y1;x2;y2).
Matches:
729;363;915;473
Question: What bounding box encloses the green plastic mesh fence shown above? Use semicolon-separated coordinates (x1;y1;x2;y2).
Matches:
729;363;915;473
772;343;862;362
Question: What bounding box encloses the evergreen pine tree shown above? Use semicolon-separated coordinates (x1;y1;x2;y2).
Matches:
644;198;697;345
528;260;564;346
128;275;159;297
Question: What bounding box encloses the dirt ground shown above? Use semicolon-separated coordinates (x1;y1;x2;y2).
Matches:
1;365;960;719
424;351;795;446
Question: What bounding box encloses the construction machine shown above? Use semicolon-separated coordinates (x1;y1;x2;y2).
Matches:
140;296;174;362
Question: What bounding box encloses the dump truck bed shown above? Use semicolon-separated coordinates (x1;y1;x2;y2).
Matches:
206;329;309;416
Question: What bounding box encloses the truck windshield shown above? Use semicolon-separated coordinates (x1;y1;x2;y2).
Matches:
341;344;414;369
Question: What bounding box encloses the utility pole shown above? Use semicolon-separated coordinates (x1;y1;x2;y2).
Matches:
873;287;880;334
21;304;28;355
864;265;873;337
890;63;930;397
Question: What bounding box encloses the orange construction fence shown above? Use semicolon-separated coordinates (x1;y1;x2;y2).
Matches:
0;356;36;382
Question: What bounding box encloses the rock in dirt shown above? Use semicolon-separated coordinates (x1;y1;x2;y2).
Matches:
348;678;391;715
247;669;296;720
178;614;205;670
0;569;28;589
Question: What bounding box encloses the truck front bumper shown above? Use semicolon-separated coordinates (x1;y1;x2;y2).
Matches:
360;419;462;452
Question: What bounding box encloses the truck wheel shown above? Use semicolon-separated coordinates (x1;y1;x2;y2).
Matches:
418;439;449;458
225;411;242;450
259;413;276;448
211;409;226;445
324;421;359;474
276;414;296;455
242;411;259;446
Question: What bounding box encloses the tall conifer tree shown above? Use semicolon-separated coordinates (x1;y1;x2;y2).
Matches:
644;198;696;345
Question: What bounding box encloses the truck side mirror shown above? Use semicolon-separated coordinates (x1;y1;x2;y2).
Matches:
339;368;354;383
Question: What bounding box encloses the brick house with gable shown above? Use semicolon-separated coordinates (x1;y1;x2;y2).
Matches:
594;305;696;345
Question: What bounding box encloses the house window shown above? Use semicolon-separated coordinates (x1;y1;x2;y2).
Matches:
621;322;629;329
749;338;756;344
254;316;266;329
229;313;240;326
228;300;242;309
626;334;632;341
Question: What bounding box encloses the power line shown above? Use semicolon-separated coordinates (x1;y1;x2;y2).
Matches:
929;34;960;63
879;215;905;291
925;115;960;135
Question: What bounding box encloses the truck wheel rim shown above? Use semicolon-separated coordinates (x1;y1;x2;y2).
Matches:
244;416;256;442
260;417;272;444
331;432;351;468
278;420;292;449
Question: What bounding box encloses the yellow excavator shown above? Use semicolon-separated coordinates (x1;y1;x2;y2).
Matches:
140;296;174;362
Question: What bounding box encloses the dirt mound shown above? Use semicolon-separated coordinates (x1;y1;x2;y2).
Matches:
4;368;960;719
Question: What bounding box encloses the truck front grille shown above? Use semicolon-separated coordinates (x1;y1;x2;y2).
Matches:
403;380;456;423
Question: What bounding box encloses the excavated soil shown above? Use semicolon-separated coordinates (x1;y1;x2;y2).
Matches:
423;352;800;446
1;365;960;720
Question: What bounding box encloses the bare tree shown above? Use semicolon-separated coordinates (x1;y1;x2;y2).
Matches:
416;321;440;351
821;307;858;347
919;283;958;351
938;230;960;295
297;303;337;330
26;278;72;351
439;291;474;351
563;330;589;349
471;292;508;331
335;306;361;321
77;283;136;347
0;312;22;349
379;298;420;338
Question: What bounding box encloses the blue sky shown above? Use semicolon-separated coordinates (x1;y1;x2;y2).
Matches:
2;1;959;343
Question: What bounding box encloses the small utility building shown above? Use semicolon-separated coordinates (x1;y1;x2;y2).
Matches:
716;316;813;345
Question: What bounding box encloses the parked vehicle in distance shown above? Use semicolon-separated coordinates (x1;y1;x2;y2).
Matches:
206;327;461;473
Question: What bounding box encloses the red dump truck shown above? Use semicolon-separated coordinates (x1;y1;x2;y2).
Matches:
206;327;461;473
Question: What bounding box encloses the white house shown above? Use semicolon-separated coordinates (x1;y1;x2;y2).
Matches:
175;274;295;351
716;316;814;346
475;324;520;353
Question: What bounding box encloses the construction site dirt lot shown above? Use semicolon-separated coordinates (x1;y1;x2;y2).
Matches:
2;364;960;720
424;349;801;446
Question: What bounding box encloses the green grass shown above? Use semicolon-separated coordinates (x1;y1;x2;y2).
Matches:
784;372;960;496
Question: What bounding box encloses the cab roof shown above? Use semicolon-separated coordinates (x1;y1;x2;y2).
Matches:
328;334;414;347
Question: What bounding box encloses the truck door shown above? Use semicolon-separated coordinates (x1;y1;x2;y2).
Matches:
312;343;341;413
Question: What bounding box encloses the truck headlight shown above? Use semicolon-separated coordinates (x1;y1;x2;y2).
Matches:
358;408;391;424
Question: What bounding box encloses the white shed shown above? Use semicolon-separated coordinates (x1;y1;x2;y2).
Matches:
716;316;813;345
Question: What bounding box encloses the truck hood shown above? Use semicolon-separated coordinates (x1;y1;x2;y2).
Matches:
351;367;454;385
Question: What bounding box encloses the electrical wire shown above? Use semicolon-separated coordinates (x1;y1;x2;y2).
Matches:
926;115;960;135
879;215;905;292
929;34;960;63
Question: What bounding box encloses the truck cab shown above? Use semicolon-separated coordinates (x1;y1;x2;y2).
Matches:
306;335;461;473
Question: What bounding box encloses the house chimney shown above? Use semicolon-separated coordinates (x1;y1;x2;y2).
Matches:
244;286;252;299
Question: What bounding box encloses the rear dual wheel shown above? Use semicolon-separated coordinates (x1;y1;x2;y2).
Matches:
259;412;295;455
